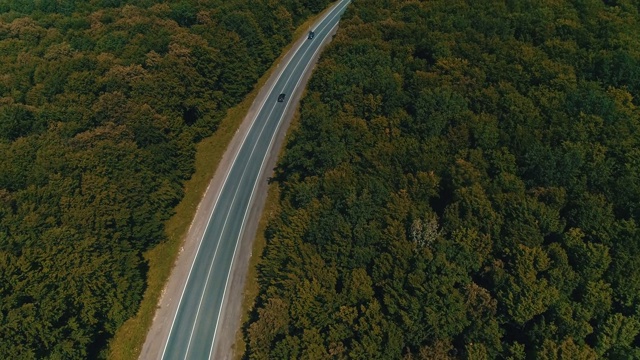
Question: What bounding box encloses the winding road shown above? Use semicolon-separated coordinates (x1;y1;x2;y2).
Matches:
141;1;351;359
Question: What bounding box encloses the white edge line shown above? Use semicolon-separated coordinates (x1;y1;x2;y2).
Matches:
158;1;348;359
207;3;348;359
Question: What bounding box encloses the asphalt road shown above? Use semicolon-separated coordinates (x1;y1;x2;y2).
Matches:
158;1;350;359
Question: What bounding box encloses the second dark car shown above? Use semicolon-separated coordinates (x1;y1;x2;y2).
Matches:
278;93;286;102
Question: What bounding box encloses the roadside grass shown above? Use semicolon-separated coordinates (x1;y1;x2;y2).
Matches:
107;80;254;360
106;9;329;360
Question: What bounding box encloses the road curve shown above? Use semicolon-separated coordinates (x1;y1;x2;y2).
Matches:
140;1;351;359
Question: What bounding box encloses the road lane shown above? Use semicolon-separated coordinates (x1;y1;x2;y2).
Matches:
157;1;350;359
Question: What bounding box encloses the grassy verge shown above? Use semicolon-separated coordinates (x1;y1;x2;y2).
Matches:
106;6;334;360
106;80;255;360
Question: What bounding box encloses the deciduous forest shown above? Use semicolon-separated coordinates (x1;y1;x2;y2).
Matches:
0;0;330;358
246;0;640;358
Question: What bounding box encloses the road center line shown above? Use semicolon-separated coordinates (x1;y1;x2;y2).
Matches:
206;2;351;358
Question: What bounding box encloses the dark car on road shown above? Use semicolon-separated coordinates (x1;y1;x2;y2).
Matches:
308;31;315;40
278;93;286;102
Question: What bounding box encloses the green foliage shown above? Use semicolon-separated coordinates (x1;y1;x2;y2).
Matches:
0;104;42;141
0;0;331;358
169;1;197;27
497;245;559;325
245;0;640;358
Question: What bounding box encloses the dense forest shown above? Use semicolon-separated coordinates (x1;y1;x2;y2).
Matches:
245;0;640;358
0;0;330;358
